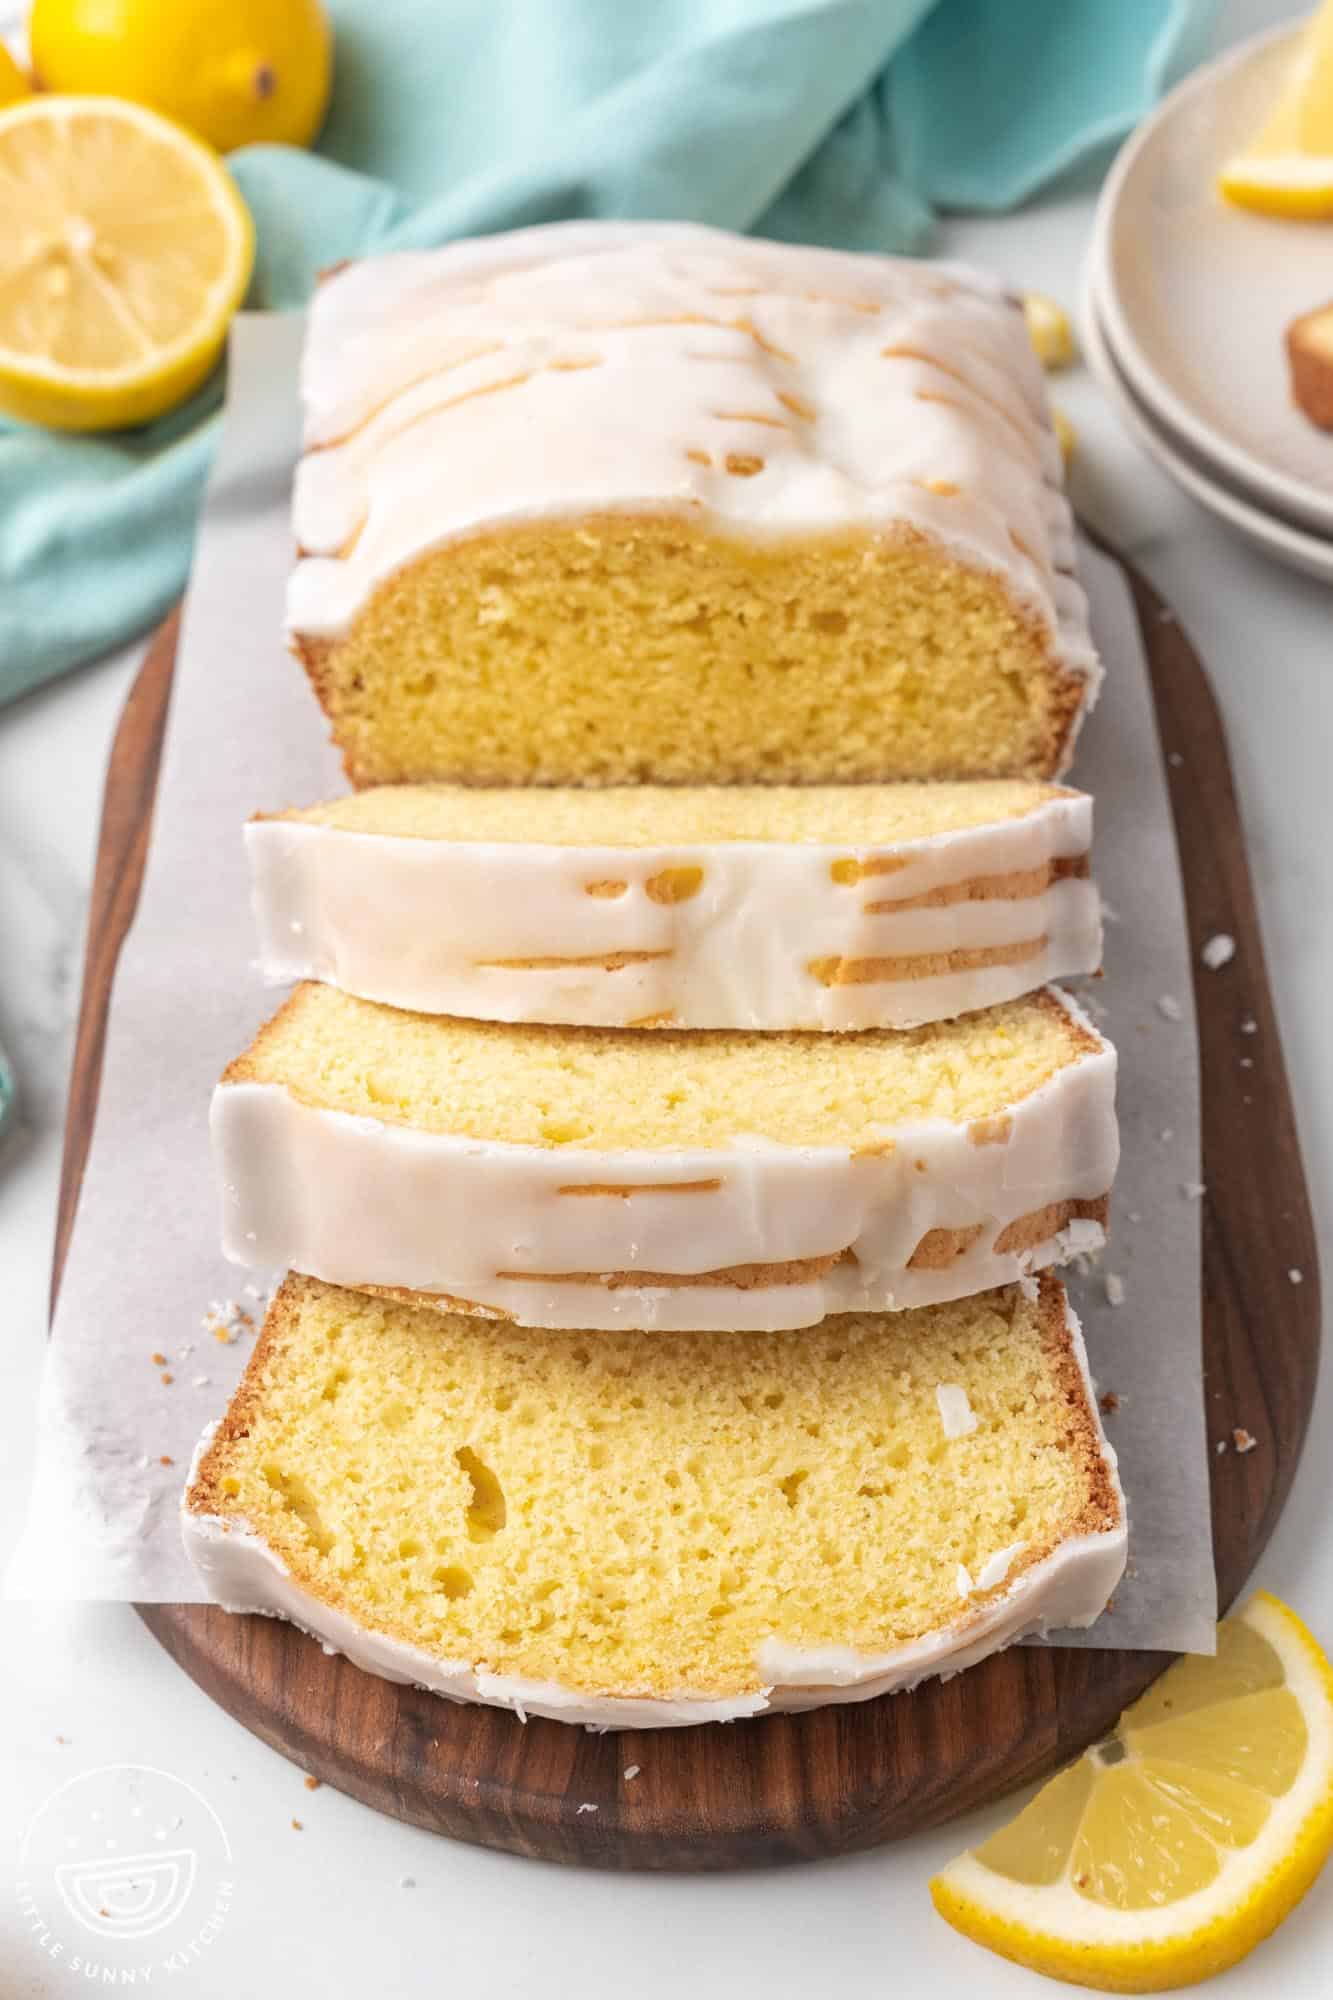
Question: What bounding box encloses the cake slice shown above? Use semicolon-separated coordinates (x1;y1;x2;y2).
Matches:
212;985;1117;1331
249;779;1101;1032
288;221;1100;788
1287;299;1333;430
183;1274;1126;1727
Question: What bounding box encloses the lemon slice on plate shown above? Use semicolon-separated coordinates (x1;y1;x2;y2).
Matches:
0;96;253;432
1220;4;1333;216
932;1593;1333;1992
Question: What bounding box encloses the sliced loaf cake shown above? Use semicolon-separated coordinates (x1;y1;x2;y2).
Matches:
288;222;1099;788
184;1274;1126;1726
213;985;1117;1330
249;779;1100;1031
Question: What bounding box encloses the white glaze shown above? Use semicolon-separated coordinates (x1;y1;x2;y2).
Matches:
936;1384;979;1439
287;222;1099;735
247;791;1100;1030
211;989;1117;1331
181;1291;1126;1730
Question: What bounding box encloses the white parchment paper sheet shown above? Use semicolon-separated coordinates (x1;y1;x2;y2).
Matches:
7;314;1215;1651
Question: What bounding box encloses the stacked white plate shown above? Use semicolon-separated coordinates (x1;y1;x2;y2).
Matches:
1085;22;1333;584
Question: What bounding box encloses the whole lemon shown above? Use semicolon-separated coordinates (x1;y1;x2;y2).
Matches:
29;0;333;153
0;43;32;108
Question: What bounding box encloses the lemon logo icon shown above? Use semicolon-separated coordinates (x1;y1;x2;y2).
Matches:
18;1764;233;1974
55;1846;198;1940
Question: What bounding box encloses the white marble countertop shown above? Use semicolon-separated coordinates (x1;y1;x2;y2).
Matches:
3;2;1331;1991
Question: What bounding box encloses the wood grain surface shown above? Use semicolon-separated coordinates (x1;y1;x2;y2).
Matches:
53;558;1320;1870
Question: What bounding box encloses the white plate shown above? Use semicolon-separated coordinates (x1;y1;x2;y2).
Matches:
1091;21;1333;538
1082;277;1333;585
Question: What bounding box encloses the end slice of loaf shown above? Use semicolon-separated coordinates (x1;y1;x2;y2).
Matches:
183;1273;1126;1727
249;779;1101;1031
1287;299;1333;430
287;222;1100;788
212;984;1118;1330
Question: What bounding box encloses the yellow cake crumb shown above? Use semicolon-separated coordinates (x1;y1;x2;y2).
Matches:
272;777;1074;846
187;1274;1120;1701
224;984;1100;1150
294;523;1087;789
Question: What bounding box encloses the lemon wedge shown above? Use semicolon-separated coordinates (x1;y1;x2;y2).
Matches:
1220;5;1333;216
0;95;254;432
932;1593;1333;1992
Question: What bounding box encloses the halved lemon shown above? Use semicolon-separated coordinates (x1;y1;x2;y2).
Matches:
1220;6;1333;217
932;1593;1333;1992
0;95;254;431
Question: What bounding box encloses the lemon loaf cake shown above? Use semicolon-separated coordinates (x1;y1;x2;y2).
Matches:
212;985;1117;1331
287;221;1100;788
183;1273;1126;1726
250;779;1101;1031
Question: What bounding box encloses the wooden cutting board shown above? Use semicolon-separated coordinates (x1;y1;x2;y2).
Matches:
53;552;1320;1870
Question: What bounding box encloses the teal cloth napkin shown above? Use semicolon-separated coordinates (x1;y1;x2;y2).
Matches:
0;0;1215;705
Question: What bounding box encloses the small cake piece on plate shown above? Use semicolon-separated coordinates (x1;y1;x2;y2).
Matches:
1286;300;1333;430
211;984;1117;1331
288;221;1099;788
183;1273;1126;1728
248;778;1101;1031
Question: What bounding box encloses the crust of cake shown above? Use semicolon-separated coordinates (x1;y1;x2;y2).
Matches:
1286;301;1333;431
186;1273;1123;1705
352;1200;1110;1302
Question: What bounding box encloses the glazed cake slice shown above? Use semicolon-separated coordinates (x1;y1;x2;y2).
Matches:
183;1274;1126;1728
249;779;1101;1032
212;985;1117;1331
288;221;1100;788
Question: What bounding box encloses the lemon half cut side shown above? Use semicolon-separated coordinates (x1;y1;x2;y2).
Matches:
0;95;254;431
932;1593;1333;1992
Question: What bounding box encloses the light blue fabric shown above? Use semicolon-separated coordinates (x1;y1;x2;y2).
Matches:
0;0;1215;705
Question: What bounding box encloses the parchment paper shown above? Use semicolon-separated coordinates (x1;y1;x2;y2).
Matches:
7;314;1215;1652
